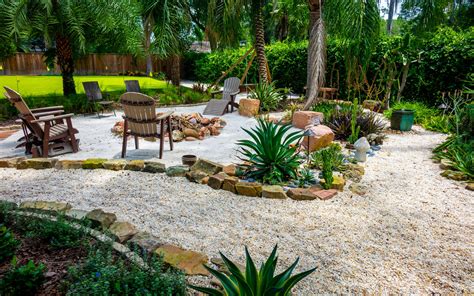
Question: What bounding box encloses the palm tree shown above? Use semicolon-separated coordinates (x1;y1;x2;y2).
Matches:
208;0;270;83
139;0;190;77
386;0;399;34
0;0;140;96
304;0;381;109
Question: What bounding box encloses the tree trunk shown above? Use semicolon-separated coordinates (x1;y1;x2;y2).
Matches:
254;7;268;83
276;14;289;41
144;17;154;76
303;0;325;110
386;0;396;35
396;61;410;102
170;55;180;86
56;34;76;96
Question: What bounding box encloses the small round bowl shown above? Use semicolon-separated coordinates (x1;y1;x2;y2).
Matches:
182;154;197;166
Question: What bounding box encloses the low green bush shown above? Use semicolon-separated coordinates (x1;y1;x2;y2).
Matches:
237;118;303;184
189;245;316;295
0;259;46;296
0;224;19;263
64;245;186;295
310;101;352;120
249;81;283;111
309;143;345;172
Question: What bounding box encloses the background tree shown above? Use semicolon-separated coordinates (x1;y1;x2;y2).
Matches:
0;0;140;96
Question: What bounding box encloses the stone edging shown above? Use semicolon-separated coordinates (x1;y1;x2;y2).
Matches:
0;200;210;276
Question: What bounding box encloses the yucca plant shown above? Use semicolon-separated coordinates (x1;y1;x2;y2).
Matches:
237;118;303;184
249;81;283;112
189;245;316;295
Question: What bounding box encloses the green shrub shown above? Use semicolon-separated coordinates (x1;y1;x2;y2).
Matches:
249;81;283;111
0;259;46;296
189;245;316;295
13;215;88;249
310;101;352;120
434;136;474;180
237;118;303;184
328;110;385;141
0;224;19;263
64;245;186;295
309;143;345;171
297;168;317;188
320;148;335;189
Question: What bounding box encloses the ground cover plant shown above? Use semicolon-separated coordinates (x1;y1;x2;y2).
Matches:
237;118;303;184
189;245;316;295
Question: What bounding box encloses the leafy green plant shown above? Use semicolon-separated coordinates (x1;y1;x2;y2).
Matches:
189;245;316;295
328;110;385;141
0;259;46;295
23;215;88;249
249;81;283;112
0;224;19;263
434;135;474;180
310;102;352;119
297;168;316;188
320;148;335;189
64;244;186;295
348;98;361;144
237;118;303;184
309;143;345;171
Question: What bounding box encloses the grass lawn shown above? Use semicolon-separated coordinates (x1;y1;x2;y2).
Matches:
0;75;167;98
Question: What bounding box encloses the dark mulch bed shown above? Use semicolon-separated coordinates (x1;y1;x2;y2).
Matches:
0;231;90;296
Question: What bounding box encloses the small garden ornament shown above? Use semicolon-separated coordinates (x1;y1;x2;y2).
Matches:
354;137;370;162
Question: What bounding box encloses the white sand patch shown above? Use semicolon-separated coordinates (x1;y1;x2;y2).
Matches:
0;126;472;294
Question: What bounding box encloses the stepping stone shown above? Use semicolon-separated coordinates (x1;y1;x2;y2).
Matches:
155;244;209;276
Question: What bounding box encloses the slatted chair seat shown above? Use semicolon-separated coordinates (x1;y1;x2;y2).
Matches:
120;92;173;159
3;86;79;157
203;77;240;116
82;81;116;118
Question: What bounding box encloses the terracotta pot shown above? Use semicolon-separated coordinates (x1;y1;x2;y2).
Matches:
182;155;197;166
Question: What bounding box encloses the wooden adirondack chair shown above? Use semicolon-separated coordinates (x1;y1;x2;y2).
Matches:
203;77;240;115
3;86;79;157
82;81;116;118
120;92;173;159
124;80;141;93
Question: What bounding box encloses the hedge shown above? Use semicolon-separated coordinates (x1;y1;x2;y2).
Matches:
183;27;474;105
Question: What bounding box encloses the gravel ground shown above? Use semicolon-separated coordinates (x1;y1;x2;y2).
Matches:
0;126;473;294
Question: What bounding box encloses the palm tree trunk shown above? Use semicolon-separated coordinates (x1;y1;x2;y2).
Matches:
303;0;325;110
386;0;396;34
56;34;76;96
254;7;268;83
170;55;180;86
144;18;154;76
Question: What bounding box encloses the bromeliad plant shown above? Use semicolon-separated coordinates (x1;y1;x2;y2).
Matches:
249;81;284;112
189;245;316;295
237;118;303;184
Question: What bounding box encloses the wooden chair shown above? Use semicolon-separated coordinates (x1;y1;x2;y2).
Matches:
124;80;141;93
120;92;173;159
82;81;116;118
3;86;79;157
203;77;240;115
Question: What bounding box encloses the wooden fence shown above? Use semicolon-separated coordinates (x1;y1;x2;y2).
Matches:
0;53;172;75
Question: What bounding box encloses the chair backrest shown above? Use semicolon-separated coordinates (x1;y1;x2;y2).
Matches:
120;92;157;137
3;86;43;137
125;80;141;93
82;81;103;101
222;77;240;101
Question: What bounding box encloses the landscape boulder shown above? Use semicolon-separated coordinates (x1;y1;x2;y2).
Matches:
155;244;209;276
222;176;239;193
86;209;117;229
262;185;287;199
143;161;166;173
128;231;162;254
208;172;228;190
292;111;324;129
302;125;335;152
190;159;223;176
287;188;318;200
166;165;189;177
235;182;262;197
109;221;138;243
239;98;260;117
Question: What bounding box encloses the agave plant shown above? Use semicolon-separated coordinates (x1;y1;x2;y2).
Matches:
189;245;316;296
249;81;283;112
237;118;303;184
327;110;385;140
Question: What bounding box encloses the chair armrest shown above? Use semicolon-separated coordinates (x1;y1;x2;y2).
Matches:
31;113;75;123
156;111;174;120
230;90;240;96
31;106;64;113
211;90;223;95
34;110;65;117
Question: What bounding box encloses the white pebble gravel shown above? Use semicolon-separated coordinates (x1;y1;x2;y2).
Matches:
0;126;473;294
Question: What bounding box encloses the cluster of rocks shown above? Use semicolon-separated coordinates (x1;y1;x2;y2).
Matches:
292;111;335;152
111;113;226;142
1;200;210;276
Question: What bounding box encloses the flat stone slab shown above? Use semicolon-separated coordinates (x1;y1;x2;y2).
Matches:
235;182;262;197
313;189;338;200
65;209;89;221
86;209;117;229
20;200;72;212
0;156;26;168
82;158;107;169
55;160;84;170
186;170;208;183
143;161;166;173
128;231;162;254
287;188;318;200
262;185;287;199
208;172;228;190
190;159;223;176
103;159;127;171
125;160;145;171
17;158;57;170
155;244;209;276
109;221;139;243
222;176;239;193
166;165;189;177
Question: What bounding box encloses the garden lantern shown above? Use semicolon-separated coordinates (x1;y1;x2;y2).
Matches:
303;128;316;163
